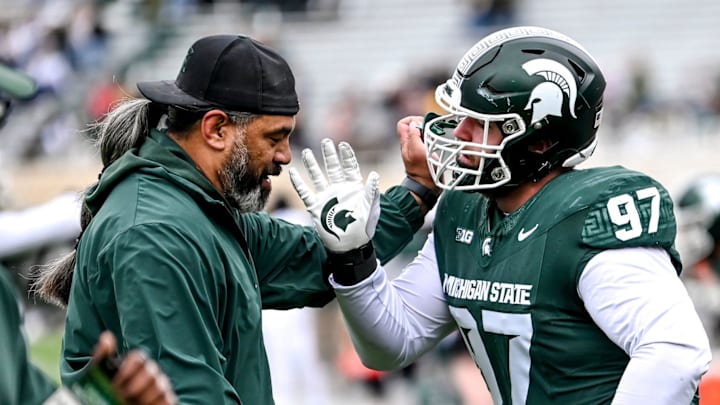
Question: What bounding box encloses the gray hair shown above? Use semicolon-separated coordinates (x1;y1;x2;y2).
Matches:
226;111;255;127
92;97;153;167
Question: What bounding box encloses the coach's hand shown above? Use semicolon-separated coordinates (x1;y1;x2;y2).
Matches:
290;139;380;285
289;138;380;253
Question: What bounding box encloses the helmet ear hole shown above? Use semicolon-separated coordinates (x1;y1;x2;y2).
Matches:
527;138;556;154
501;118;523;136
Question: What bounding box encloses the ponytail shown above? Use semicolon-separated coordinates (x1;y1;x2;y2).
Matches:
31;198;92;307
32;97;157;306
92;97;156;167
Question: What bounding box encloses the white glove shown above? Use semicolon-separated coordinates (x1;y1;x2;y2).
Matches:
289;138;380;253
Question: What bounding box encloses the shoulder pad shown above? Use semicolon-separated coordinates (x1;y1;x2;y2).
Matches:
527;166;681;270
572;167;674;243
571;167;681;270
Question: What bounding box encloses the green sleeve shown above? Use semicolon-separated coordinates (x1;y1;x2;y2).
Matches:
374;185;426;263
102;225;242;404
0;268;56;405
247;186;424;309
580;173;681;272
241;213;333;309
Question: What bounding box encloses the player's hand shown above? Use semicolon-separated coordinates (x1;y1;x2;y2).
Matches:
397;115;441;194
92;331;177;405
289;138;380;253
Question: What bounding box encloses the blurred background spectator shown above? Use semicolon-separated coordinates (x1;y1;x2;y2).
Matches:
1;0;719;402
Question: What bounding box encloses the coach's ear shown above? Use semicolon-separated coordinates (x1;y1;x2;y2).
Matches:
200;109;232;151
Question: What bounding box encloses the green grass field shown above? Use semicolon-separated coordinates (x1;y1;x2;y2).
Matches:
29;330;63;385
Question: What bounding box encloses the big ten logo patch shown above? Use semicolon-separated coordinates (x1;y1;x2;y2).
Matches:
455;227;475;244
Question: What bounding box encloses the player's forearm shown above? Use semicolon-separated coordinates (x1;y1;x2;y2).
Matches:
333;267;425;370
332;265;453;371
612;342;709;405
0;193;81;258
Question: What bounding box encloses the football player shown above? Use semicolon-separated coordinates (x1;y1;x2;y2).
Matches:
676;174;720;345
676;174;720;281
675;174;720;404
291;26;712;404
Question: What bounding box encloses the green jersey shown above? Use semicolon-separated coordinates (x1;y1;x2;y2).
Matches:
434;166;682;404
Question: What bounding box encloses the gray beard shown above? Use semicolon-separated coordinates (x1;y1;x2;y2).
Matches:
233;186;266;213
219;138;270;213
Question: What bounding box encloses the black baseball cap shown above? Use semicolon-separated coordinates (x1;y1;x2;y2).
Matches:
137;34;299;115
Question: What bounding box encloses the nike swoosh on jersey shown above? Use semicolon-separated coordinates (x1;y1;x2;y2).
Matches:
517;224;539;241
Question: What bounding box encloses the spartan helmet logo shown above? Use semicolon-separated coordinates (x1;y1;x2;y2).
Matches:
522;58;578;125
481;237;492;256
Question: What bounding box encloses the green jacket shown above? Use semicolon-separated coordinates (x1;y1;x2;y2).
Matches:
61;129;424;404
0;266;56;405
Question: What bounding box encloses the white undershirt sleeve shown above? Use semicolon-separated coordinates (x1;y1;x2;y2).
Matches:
330;233;457;370
578;247;712;405
0;192;82;259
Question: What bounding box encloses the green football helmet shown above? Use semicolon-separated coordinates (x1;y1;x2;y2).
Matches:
424;26;606;191
675;174;720;268
678;174;720;242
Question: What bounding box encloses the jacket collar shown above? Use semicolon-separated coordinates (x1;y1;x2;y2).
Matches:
86;129;234;216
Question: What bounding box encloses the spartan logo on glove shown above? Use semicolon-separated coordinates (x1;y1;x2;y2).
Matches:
321;197;357;240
